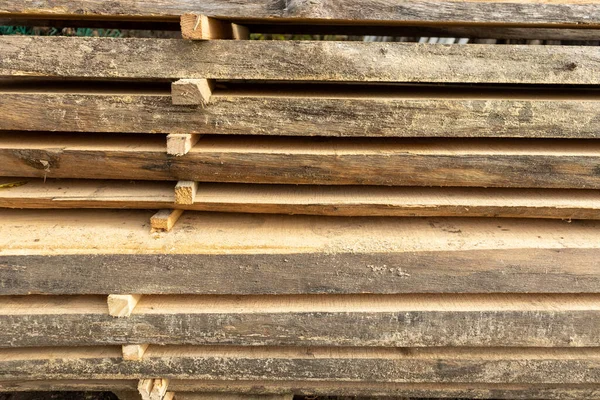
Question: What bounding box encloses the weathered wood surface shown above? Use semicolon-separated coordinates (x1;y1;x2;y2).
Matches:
3;134;600;189
1;210;599;294
1;380;598;400
1;346;599;383
1;294;598;347
2;0;600;26
3;37;600;84
4;87;600;138
2;178;600;220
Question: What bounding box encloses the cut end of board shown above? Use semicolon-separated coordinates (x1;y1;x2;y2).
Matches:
123;344;150;361
151;209;184;232
171;79;214;106
166;134;201;156
174;181;198;205
108;294;143;318
180;13;249;40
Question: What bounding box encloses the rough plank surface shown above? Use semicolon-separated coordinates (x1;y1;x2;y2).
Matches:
3;37;600;84
2;134;600;189
0;380;598;400
0;346;599;383
1;210;599;295
2;178;600;220
3;87;600;138
2;1;600;26
1;294;599;348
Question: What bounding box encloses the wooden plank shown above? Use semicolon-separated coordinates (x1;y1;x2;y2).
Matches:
3;87;600;138
108;295;143;318
167;134;201;156
175;181;198;205
0;294;598;347
172;79;214;106
2;178;600;220
2;134;600;189
176;395;292;400
0;209;599;295
1;346;599;383
3;37;600;84
1;380;597;399
2;1;600;27
181;14;248;40
151;210;185;232
123;345;150;361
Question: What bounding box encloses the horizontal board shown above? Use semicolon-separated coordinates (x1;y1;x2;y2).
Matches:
2;37;600;84
1;0;600;26
2;178;600;219
1;346;599;383
3;133;600;189
1;294;599;347
1;209;600;294
0;381;598;400
4;86;600;138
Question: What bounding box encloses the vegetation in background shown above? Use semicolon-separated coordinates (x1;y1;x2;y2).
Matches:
0;26;121;37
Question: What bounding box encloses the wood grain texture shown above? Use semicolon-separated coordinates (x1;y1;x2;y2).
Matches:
2;37;600;84
1;294;598;348
4;88;600;138
1;380;598;400
2;178;600;220
1;346;599;383
2;0;600;26
1;209;599;295
2;134;600;189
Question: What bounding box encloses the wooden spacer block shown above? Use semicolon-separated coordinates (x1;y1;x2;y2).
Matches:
175;181;198;205
108;294;142;318
123;344;150;361
172;79;214;106
163;394;174;400
138;379;153;400
167;133;201;156
151;379;170;400
181;13;249;40
151;209;184;232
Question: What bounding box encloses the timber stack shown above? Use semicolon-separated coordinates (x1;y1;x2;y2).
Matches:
0;1;599;399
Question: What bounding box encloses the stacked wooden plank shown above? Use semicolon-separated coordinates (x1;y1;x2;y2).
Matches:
1;1;599;399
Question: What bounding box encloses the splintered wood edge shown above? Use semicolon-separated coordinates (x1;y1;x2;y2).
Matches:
151;209;184;232
107;295;143;317
171;79;214;106
180;13;248;40
123;344;150;361
174;181;198;205
166;134;201;156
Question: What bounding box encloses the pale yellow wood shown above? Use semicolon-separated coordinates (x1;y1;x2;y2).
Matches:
166;134;201;156
181;14;248;40
108;295;142;318
123;344;150;361
174;181;198;205
172;79;214;106
151;209;184;232
151;379;171;400
138;379;154;400
163;393;174;400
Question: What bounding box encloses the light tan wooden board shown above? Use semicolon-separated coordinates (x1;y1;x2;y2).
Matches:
1;346;599;383
3;37;600;84
2;0;600;26
3;86;600;137
1;209;599;294
0;294;599;347
1;178;600;219
2;134;600;189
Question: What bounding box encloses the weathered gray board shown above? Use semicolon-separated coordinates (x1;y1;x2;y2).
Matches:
1;210;600;295
2;37;600;84
1;0;600;26
3;89;600;138
1;346;599;383
3;134;600;189
2;294;598;347
0;380;598;400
